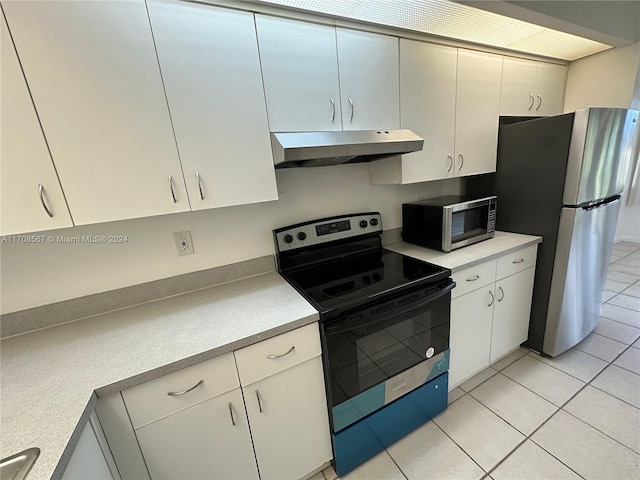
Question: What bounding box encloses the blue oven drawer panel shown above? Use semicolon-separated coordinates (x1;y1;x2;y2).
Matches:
333;371;448;477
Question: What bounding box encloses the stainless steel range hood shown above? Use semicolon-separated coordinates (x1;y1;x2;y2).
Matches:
271;129;424;167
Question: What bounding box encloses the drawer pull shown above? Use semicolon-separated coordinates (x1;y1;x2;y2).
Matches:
267;346;295;359
255;389;263;413
497;286;504;302
466;275;480;282
330;97;336;122
512;258;524;264
228;402;236;426
167;379;203;396
487;290;494;307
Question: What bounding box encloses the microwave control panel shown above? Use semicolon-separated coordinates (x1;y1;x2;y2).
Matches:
488;201;497;233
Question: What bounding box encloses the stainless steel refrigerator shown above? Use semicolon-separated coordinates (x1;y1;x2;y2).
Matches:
469;108;639;357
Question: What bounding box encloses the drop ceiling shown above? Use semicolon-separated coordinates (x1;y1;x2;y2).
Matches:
254;0;639;61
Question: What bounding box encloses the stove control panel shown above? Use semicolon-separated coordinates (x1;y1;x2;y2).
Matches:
274;212;383;253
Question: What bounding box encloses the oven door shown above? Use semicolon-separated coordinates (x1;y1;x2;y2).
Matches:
444;197;496;251
322;280;454;433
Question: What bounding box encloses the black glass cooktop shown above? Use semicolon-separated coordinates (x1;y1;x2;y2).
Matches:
281;248;449;315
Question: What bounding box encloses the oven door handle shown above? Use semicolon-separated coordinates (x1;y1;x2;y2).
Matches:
324;280;456;333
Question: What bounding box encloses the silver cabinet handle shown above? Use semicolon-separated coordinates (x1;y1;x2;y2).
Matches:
447;154;453;172
168;174;177;203
267;346;295;359
528;94;535;110
487;290;494;307
466;275;479;282
536;94;542;111
38;184;53;218
330;97;335;122
228;402;236;426
167;379;203;396
348;97;354;122
255;389;263;413
512;258;524;264
497;286;504;302
195;172;204;200
458;153;464;171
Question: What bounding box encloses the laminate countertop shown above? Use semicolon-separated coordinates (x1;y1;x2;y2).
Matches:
1;232;542;480
385;231;542;272
0;271;318;480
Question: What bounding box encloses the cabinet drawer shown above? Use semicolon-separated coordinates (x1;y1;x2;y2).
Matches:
496;245;538;280
452;260;497;299
122;353;239;429
234;323;321;385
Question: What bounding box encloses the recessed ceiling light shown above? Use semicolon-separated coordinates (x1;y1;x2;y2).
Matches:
256;0;612;60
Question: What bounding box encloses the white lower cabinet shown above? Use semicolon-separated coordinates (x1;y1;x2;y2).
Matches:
450;286;495;388
449;245;538;389
62;412;120;480
243;356;332;480
135;388;258;480
491;267;536;362
114;324;331;480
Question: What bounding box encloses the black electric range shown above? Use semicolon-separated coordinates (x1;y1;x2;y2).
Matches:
274;212;454;477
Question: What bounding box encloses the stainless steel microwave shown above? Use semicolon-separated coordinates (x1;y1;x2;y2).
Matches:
402;195;497;252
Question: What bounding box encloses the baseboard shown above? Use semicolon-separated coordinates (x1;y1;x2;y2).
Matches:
614;235;640;244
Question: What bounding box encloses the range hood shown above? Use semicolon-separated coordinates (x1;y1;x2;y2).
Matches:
271;129;424;167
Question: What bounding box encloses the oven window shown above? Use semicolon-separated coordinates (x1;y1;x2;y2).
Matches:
451;206;489;243
325;294;450;408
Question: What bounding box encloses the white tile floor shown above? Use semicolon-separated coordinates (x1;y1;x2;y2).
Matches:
313;241;640;480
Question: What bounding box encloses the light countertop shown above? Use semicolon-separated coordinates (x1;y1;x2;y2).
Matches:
1;231;542;480
0;272;318;480
385;231;542;272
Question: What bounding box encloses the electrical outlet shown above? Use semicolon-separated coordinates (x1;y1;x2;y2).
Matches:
173;231;195;256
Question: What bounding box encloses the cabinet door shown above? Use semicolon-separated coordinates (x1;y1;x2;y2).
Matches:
336;28;399;130
491;268;536;363
454;49;503;177
398;40;457;182
147;1;277;211
449;286;495;388
0;14;73;235
244;357;332;480
2;1;188;225
62;412;119;480
135;388;259;480
256;15;341;132
535;62;567;116
500;57;537;116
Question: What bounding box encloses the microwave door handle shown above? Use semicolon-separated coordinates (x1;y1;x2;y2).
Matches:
324;281;456;333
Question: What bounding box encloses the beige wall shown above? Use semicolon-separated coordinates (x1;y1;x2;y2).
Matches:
564;42;640;243
564;42;639;112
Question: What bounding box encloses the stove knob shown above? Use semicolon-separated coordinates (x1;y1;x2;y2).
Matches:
372;273;381;282
359;220;368;228
283;234;293;244
362;275;371;285
370;218;379;226
297;232;307;241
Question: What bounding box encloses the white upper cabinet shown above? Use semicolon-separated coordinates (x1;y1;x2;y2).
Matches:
395;40;457;183
2;1;189;226
500;57;567;116
256;15;342;132
336;28;400;130
147;1;277;211
372;43;502;183
1;14;73;235
534;62;567;115
454;49;503;177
